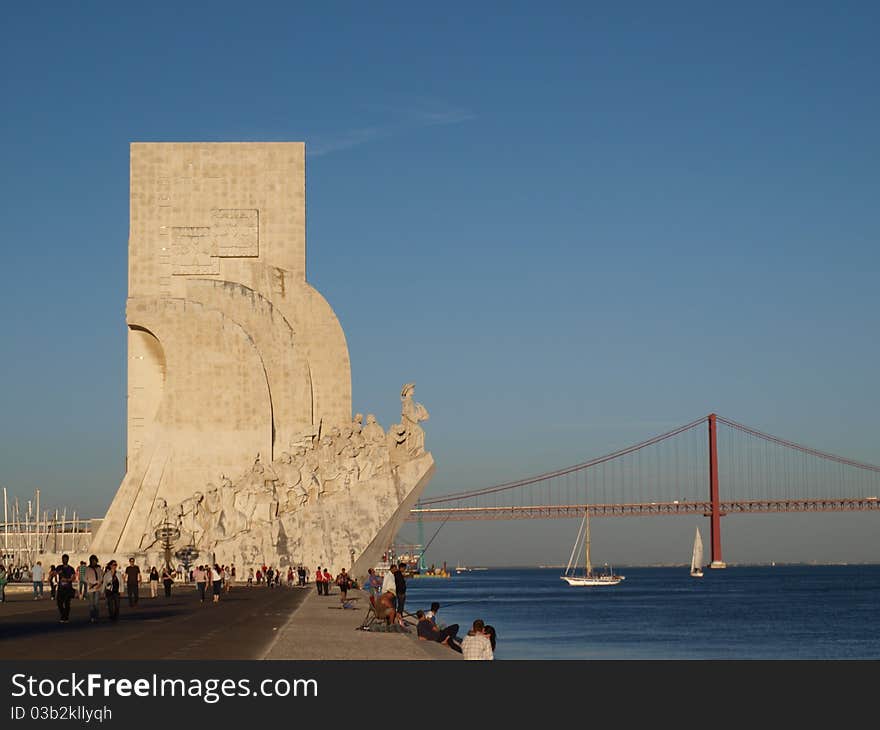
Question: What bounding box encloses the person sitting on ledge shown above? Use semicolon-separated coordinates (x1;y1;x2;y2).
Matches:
416;610;462;652
377;589;398;627
460;619;494;660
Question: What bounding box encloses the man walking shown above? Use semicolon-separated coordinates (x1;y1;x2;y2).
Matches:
124;557;141;607
32;561;44;599
77;561;87;600
55;554;77;623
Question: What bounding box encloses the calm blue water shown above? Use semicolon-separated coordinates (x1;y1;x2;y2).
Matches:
404;565;880;659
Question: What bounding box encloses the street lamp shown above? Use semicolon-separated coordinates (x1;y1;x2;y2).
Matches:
154;520;180;573
174;543;200;581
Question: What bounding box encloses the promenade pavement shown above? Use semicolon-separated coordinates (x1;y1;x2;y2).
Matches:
0;583;307;660
0;583;460;660
263;588;461;660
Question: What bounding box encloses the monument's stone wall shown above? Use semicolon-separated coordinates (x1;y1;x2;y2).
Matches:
90;143;433;573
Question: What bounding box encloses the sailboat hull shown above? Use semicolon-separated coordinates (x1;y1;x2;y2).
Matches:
561;575;624;586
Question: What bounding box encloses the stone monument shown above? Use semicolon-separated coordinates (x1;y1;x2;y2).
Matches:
90;143;435;575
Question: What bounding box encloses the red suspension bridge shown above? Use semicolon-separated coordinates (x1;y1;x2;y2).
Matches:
408;414;880;568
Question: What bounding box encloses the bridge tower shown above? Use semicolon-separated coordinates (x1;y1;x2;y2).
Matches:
708;413;727;568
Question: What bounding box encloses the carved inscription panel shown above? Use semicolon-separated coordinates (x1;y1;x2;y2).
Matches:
214;209;259;258
171;226;219;275
171;209;260;275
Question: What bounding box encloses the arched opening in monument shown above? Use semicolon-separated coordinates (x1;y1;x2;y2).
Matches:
126;325;166;469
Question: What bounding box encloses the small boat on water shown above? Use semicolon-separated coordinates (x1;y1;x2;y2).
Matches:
690;527;704;578
561;509;624;587
455;564;488;573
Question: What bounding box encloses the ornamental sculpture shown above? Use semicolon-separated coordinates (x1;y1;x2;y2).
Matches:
90;144;435;574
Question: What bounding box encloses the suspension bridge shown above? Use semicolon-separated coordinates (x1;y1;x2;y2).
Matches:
408;414;880;568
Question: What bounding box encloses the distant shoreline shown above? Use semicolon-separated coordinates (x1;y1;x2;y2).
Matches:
454;562;880;569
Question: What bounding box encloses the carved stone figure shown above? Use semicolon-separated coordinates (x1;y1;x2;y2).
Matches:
390;383;429;460
318;433;342;495
361;414;389;478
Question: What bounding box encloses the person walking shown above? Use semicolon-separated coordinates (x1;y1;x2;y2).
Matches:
48;565;58;601
77;561;87;600
315;566;323;595
161;565;175;597
84;555;103;623
148;566;160;598
55;554;77;623
247;568;254;587
102;560;121;621
322;568;333;595
211;564;223;602
195;565;207;603
0;563;7;603
124;558;141;607
32;561;44;599
336;568;350;604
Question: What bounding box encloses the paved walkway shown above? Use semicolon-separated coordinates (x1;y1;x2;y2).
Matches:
263;588;461;660
0;583;460;660
0;583;308;660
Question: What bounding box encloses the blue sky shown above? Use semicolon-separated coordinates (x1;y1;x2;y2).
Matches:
1;2;878;564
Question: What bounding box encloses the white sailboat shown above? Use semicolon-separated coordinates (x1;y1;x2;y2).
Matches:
690;527;704;578
561;509;624;586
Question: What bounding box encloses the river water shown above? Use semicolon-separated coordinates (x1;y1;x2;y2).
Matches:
404;564;880;659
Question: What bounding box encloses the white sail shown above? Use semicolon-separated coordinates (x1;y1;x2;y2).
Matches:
691;528;704;575
561;509;624;586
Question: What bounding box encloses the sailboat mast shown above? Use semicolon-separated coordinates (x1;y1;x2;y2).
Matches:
585;509;592;576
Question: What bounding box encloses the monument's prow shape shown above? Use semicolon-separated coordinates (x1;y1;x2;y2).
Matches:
91;143;434;574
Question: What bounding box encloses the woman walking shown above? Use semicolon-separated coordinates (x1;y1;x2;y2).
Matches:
149;566;159;598
85;555;103;623
212;564;223;603
161;565;174;597
195;565;207;603
103;561;121;622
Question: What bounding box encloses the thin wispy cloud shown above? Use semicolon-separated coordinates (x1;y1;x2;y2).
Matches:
307;100;475;157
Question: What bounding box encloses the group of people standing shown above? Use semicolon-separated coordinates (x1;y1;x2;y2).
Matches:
314;566;356;603
361;562;409;626
245;564;301;587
